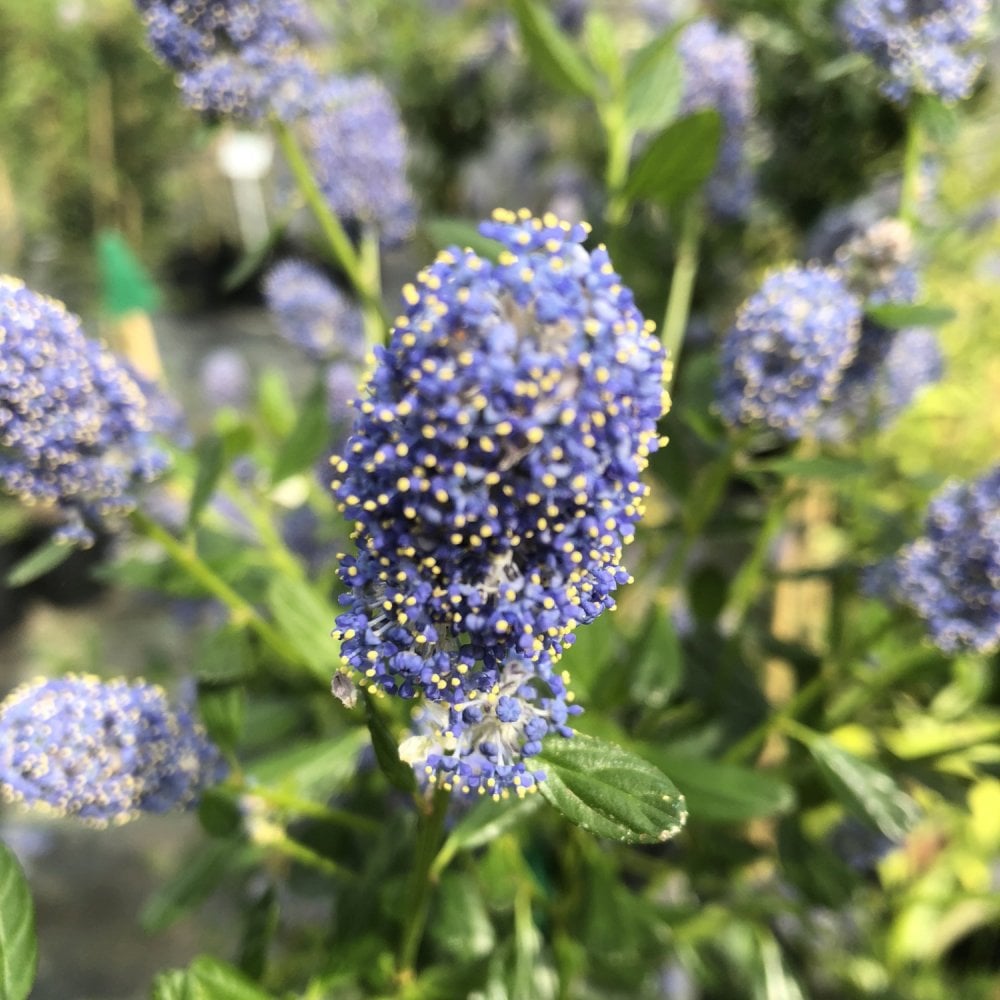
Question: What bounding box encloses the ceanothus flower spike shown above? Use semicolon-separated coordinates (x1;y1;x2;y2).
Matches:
331;209;669;706
0;675;226;827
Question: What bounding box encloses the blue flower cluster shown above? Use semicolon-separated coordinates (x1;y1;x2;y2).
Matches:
841;0;990;103
0;675;225;827
878;327;943;423
717;265;862;437
815;220;940;438
893;466;1000;654
0;276;171;546
135;0;320;120
399;659;581;799
678;20;756;220
264;259;364;363
304;75;416;245
331;209;667;797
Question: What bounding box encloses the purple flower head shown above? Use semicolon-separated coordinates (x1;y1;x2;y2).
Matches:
263;260;364;363
717;265;861;438
199;347;252;411
305;75;415;245
678;20;756;220
841;0;990;104
0;276;172;547
0;675;226;827
136;0;322;121
331;209;668;706
400;658;580;799
878;326;943;422
892;467;1000;654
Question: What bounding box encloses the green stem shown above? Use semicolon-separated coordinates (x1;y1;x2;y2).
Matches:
265;827;355;879
603;105;633;229
397;788;451;982
723;671;828;764
359;225;386;351
238;782;379;834
899;112;922;227
129;510;303;670
224;484;308;584
661;197;703;391
272;120;390;330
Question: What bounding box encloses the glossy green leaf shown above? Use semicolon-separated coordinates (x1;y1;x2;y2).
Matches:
3;539;72;588
364;692;417;794
510;0;596;97
537;733;687;844
647;751;795;822
0;842;37;1000
808;737;920;841
187;434;226;531
623;110;721;205
271;379;331;484
624;26;684;132
866;302;956;329
266;576;339;681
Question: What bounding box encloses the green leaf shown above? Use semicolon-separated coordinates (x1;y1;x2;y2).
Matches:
915;94;960;144
423;218;504;262
645;751;795;822
141;842;258;933
431;873;496;960
194;625;255;684
237;885;278;982
223;208;294;293
623;110;721;206
152;957;276;1000
866;302;955;329
4;539;72;588
256;370;296;438
431;796;541;880
197;685;246;754
537;733;687;844
364;693;417;794
883;714;1000;760
582;12;621;84
510;0;597;97
0;841;37;1000
271;379;331;484
749;455;869;480
187;435;226;531
248;728;368;799
807;737;920;841
630;609;682;709
266;575;339;682
198;788;243;838
624;26;684;132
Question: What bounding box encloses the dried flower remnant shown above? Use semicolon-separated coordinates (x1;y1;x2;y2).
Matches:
331;209;667;796
0;276;171;546
717;265;862;438
0;676;225;827
841;0;990;104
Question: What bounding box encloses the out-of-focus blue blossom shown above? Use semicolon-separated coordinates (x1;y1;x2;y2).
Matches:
678;19;756;220
332;209;668;707
892;466;1000;654
305;75;416;245
815;220;941;437
877;326;943;423
0;675;225;827
325;361;360;427
263;260;364;362
717;265;861;438
199;347;253;411
136;0;321;121
399;658;579;799
841;0;990;104
0;276;172;547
